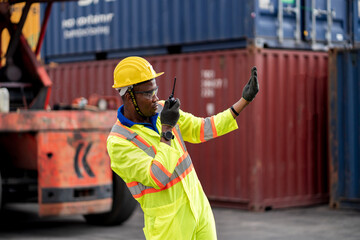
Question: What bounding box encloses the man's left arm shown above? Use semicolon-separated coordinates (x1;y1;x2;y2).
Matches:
178;66;259;143
177;108;237;144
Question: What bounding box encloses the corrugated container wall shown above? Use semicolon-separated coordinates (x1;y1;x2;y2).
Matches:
46;60;118;106
329;48;360;210
353;0;360;47
46;48;329;210
1;2;40;66
41;0;350;63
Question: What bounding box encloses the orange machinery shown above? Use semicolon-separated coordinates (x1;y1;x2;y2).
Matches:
0;0;136;225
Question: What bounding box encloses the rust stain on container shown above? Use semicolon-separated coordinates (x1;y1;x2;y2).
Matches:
46;48;329;210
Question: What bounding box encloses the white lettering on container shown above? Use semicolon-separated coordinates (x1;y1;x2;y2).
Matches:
78;0;115;7
200;69;227;98
61;13;114;39
64;26;110;39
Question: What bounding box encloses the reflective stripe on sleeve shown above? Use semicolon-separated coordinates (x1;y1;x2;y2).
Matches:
200;119;205;142
200;116;218;142
126;152;193;198
153;160;172;178
173;125;187;153
210;116;218;138
150;160;172;188
148;126;187;189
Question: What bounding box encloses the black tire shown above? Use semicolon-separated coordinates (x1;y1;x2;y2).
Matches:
83;173;137;226
0;170;2;211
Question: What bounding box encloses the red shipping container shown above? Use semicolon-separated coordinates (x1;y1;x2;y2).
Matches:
46;48;329;210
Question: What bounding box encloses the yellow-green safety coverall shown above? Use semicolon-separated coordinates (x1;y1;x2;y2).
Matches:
107;102;238;239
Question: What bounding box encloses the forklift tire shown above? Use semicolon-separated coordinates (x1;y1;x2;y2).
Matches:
83;173;137;226
0;170;2;211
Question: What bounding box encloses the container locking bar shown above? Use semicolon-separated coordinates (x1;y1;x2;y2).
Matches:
277;0;301;44
311;0;335;47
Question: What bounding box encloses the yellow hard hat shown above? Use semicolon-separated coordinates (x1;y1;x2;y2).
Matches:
113;56;164;88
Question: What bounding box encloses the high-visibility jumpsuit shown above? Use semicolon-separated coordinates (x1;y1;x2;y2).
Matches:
107;102;238;239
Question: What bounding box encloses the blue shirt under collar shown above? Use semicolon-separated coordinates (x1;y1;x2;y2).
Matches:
117;105;159;134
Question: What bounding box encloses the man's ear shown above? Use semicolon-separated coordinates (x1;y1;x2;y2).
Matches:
122;92;132;103
124;92;130;101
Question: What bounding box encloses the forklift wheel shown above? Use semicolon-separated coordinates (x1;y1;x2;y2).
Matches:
0;170;2;211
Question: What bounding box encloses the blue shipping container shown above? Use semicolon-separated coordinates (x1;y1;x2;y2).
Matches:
353;0;360;46
42;0;351;63
329;48;360;210
303;0;349;48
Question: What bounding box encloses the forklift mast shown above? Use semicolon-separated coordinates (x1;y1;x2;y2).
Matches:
0;1;74;111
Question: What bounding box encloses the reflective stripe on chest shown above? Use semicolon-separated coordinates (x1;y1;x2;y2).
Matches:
109;119;192;199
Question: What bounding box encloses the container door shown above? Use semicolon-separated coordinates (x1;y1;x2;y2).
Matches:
353;0;360;46
303;0;349;47
255;0;301;47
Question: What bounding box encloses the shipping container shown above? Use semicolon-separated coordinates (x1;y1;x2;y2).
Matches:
1;2;40;66
352;0;360;47
46;48;329;210
46;60;118;107
329;48;360;210
302;0;350;49
41;0;350;63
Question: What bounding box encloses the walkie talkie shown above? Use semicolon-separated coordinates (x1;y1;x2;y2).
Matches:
168;77;177;108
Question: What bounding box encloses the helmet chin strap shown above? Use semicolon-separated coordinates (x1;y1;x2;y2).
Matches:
128;87;146;117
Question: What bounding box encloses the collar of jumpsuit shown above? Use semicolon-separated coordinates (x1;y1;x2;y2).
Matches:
117;105;159;134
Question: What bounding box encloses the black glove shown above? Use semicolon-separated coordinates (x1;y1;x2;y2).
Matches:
242;66;259;102
160;98;181;127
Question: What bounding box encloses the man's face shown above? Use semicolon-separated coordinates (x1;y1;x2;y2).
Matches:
132;79;159;117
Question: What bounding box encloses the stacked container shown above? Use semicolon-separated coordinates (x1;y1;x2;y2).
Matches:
328;48;360;210
42;0;356;63
42;0;360;210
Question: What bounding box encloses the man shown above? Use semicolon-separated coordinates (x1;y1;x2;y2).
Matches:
107;56;259;239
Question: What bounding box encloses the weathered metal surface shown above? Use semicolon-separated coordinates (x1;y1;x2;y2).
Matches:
0;133;38;170
0;110;116;216
39;198;112;216
329;48;360;210
37;130;112;216
46;59;118;107
45;48;329;210
0;110;116;132
41;0;352;63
